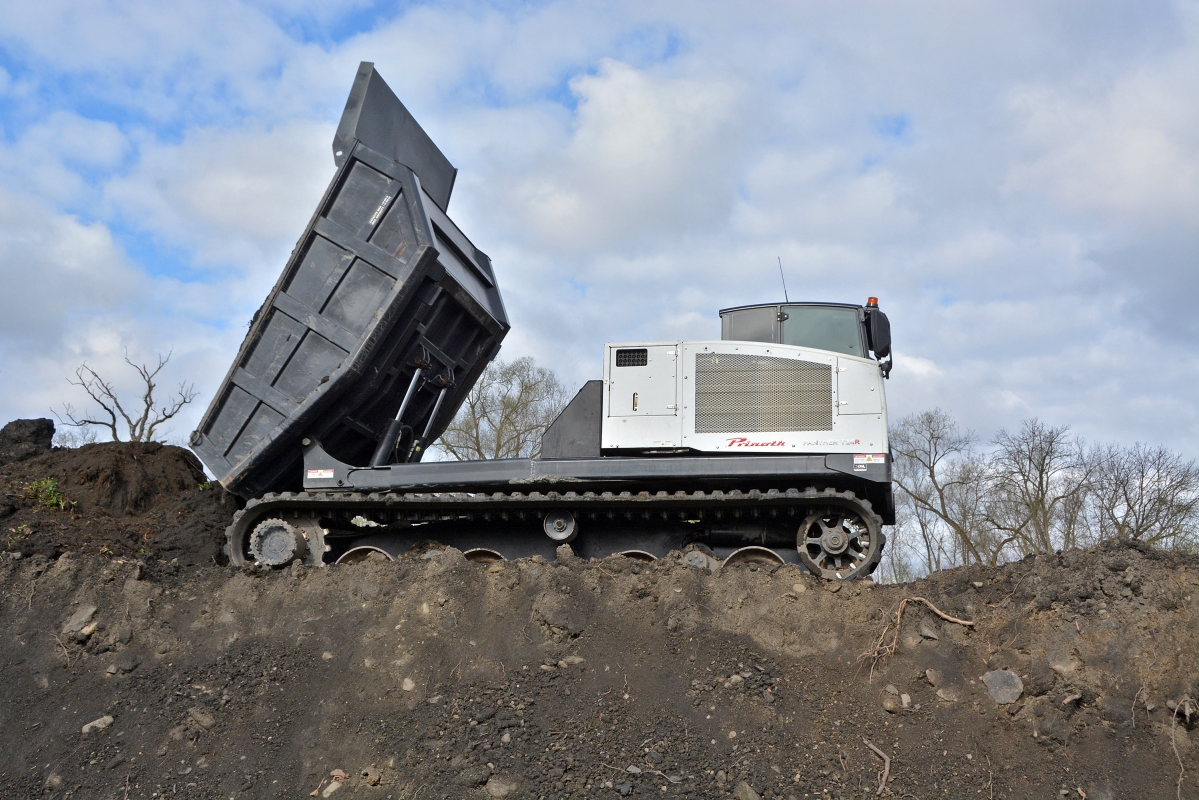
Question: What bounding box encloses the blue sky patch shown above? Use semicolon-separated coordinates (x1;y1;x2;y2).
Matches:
108;221;212;283
874;113;910;141
273;0;399;47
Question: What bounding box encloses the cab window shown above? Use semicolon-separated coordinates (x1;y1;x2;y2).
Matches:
781;306;861;356
722;307;775;343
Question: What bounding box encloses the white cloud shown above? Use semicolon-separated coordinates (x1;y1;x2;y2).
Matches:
104;120;335;271
0;112;127;206
0;190;243;440
1003;60;1199;228
895;355;940;380
497;59;749;251
0;190;140;349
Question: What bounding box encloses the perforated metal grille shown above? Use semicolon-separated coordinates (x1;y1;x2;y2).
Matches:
615;348;648;367
694;353;833;433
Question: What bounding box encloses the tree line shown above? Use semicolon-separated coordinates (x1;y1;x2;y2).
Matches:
880;408;1199;582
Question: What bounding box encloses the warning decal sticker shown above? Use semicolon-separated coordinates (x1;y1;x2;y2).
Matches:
852;453;887;472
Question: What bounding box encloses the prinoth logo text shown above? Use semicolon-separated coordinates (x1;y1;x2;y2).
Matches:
725;437;786;447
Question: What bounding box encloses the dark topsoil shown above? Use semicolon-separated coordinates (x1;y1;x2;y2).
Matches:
0;419;237;566
1;424;1198;800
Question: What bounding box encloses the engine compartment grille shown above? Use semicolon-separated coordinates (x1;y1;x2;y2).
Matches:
694;353;833;433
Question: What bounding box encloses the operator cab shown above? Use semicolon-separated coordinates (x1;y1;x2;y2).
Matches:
719;299;892;376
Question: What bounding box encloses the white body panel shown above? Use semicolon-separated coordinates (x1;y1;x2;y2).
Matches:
606;344;678;417
601;340;888;454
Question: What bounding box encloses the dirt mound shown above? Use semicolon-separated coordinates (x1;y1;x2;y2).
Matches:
2;537;1197;800
45;441;207;515
0;422;236;565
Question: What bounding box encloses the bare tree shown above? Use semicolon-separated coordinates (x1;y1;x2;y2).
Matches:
985;418;1094;556
876;505;922;584
52;426;98;449
436;356;569;460
892;407;1199;573
56;351;198;443
902;497;953;576
1091;442;1199;549
891;409;998;566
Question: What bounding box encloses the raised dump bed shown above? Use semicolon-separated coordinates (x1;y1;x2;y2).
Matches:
190;62;509;499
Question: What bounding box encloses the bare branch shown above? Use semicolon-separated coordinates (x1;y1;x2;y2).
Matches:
55;350;197;443
986;418;1094;556
861;738;890;796
889;407;1199;578
891;409;997;567
1093;443;1199;548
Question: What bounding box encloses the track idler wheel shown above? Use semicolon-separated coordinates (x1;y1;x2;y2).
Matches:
797;507;881;580
463;548;506;564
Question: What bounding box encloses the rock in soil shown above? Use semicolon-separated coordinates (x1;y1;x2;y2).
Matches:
733;780;762;800
60;604;97;634
80;715;113;734
484;774;519;797
983;669;1025;704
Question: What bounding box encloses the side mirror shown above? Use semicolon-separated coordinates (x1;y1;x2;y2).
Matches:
866;309;892;378
867;309;891;359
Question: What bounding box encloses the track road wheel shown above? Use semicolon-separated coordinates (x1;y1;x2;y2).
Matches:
463;548;505;564
797;508;881;581
721;546;785;570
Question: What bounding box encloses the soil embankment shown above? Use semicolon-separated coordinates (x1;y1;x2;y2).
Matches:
0;420;234;566
0;425;1196;800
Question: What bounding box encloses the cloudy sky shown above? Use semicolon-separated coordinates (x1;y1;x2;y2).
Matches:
0;0;1196;455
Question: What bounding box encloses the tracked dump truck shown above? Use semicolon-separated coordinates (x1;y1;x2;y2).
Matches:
190;62;895;581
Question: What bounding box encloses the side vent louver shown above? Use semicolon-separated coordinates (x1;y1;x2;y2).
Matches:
615;348;649;367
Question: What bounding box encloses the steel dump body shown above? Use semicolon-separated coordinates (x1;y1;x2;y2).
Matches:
191;63;508;499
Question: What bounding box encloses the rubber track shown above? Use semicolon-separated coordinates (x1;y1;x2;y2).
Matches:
226;487;884;569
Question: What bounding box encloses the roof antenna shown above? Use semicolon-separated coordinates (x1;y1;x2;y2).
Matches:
777;256;790;303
